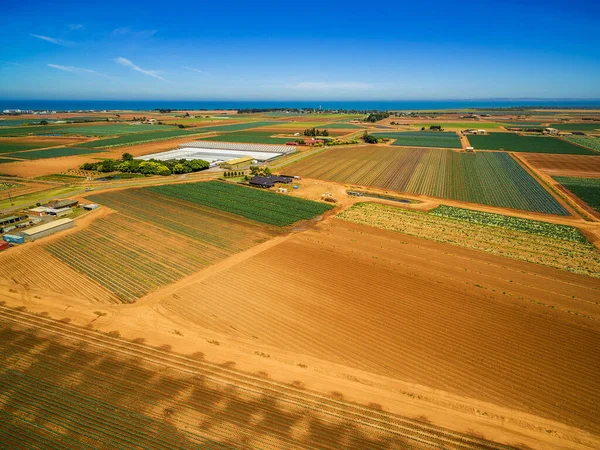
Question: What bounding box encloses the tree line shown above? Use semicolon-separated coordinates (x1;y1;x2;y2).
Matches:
80;153;209;176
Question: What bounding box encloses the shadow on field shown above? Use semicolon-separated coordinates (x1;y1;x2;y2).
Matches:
0;322;410;449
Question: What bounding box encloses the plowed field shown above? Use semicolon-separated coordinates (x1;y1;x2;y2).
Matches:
0;305;512;450
158;220;600;435
520;153;600;177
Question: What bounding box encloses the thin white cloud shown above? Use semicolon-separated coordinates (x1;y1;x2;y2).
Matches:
114;57;166;80
48;63;113;79
69;24;84;31
291;81;374;90
182;66;209;75
111;27;157;39
30;34;70;46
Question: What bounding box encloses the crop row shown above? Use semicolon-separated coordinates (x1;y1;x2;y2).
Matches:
5;147;103;160
287;146;568;215
562;136;600;152
554;176;600;212
468;132;596;155
148;181;333;226
0;307;515;449
372;131;462;148
338;202;600;278
430;205;588;242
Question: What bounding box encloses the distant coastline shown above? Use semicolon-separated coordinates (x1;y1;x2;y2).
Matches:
2;99;600;113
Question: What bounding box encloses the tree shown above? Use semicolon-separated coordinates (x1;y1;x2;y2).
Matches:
99;159;115;172
173;164;187;174
421;127;426;131
178;124;185;129
321;129;329;136
263;167;272;176
122;152;133;161
250;166;260;176
362;131;378;144
39;120;48;125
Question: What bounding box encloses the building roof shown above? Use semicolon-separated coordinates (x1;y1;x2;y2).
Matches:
20;218;74;236
0;215;28;225
46;207;72;214
249;176;275;187
29;207;49;213
47;199;78;209
224;156;254;165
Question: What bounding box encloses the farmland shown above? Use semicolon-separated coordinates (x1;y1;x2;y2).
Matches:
194;121;282;131
4;147;104;160
430;204;587;242
519;153;600;177
0;306;514;450
339;202;598;276
550;122;600;132
0;123;174;137
0;137;89;153
76;128;214;148
44;188;278;303
148;181;333;226
554;176;600;212
199;130;293;144
468;132;596;155
286;146;568;215
372;131;462;148
563;135;600;152
157;218;600;437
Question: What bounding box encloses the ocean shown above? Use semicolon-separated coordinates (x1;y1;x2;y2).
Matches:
1;99;599;112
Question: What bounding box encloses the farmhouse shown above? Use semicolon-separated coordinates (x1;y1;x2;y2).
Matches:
544;127;560;135
249;175;293;188
220;156;254;170
28;206;49;217
19;218;74;242
82;204;100;211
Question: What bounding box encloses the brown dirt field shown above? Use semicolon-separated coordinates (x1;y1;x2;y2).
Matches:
0;136;200;178
0;306;526;450
147;219;600;437
0;179;58;198
0;136;91;148
519;153;600;177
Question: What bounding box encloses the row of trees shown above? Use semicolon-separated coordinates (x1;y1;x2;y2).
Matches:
304;128;329;137
80;153;209;176
224;171;245;177
250;166;272;177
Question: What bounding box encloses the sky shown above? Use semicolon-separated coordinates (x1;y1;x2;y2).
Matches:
1;0;599;101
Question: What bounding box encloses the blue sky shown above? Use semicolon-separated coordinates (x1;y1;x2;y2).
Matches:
1;0;599;100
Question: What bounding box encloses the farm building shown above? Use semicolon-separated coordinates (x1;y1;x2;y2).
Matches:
220;156;254;170
0;214;28;228
544;128;560;135
466;146;474;152
19;218;74;242
46;199;78;209
28;206;49;217
249;175;293;188
82;204;100;211
46;207;72;218
0;241;9;252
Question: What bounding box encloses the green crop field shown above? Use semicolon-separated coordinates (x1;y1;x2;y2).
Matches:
286;146;568;215
372;131;462;148
4;147;104;160
321;123;365;129
414;122;502;129
562;136;600;152
430;205;587;242
550;123;600;132
200;131;293;144
76;128;212;148
0;141;66;153
148;181;333;226
195;121;283;132
501;121;545;127
554;176;600;212
467;132;596;155
0;123;175;137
